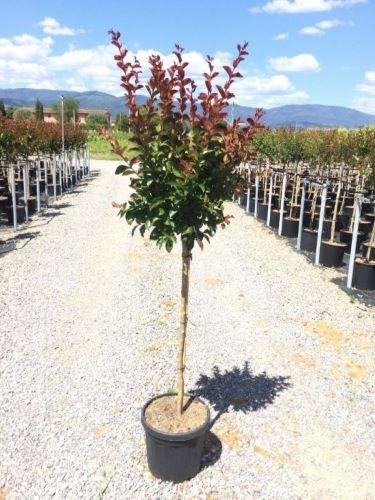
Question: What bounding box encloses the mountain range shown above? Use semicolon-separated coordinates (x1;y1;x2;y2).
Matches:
1;88;375;129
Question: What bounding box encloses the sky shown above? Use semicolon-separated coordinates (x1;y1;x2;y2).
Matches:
0;0;374;112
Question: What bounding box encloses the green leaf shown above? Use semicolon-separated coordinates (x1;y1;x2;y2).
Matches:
115;164;133;175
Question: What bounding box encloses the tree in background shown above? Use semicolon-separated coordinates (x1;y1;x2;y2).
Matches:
115;111;129;131
5;106;15;119
0;100;5;117
52;97;79;123
35;99;44;121
86;111;109;130
13;108;34;120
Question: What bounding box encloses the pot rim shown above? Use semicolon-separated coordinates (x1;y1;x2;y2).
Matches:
141;393;211;442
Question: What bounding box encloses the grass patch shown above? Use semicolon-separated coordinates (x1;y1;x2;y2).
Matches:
87;130;133;160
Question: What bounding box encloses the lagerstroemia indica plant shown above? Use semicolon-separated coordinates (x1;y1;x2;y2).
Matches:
104;30;264;416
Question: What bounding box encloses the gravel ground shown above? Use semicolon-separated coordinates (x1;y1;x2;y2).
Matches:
0;160;374;499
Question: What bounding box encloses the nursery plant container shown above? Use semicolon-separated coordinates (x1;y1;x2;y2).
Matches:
358;220;372;235
141;394;210;483
362;242;375;260
257;202;269;221
301;228;318;252
319;240;346;267
5;205;26;225
281;217;299;238
339;229;366;253
270;210;286;229
365;212;375;224
352;258;375;290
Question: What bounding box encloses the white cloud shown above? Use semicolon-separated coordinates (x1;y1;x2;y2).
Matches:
273;32;289;40
299;18;345;34
251;0;366;14
269;53;321;72
0;29;309;108
352;71;375;114
39;17;85;36
232;74;309;106
356;71;375;95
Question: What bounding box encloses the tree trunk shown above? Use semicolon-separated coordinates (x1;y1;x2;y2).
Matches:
177;239;191;416
330;181;341;242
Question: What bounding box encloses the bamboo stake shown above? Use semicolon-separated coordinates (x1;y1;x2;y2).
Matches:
177;240;191;416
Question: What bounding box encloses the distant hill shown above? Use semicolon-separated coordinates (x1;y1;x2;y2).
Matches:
1;88;374;128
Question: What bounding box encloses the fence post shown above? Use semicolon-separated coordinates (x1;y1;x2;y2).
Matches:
246;164;251;214
35;159;41;212
315;184;327;265
266;172;273;227
278;172;287;236
254;175;259;218
52;155;57;201
22;163;29;222
11;164;17;231
296;180;306;250
347;194;363;289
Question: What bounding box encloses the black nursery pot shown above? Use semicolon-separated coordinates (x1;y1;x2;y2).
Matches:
5;205;26;225
319;240;346;267
257;202;269;221
352;259;375;290
339;229;366;253
141;394;210;483
362;243;375;260
281;217;299;238
269;210;286;229
301;229;318;252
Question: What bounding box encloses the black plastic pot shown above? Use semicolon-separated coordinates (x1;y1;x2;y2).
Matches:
362;242;375;260
365;212;375;224
301;229;318;252
352;259;375;290
5;205;26;225
281;217;299;238
257;202;269;221
358;220;372;235
319;240;346;267
141;394;210;483
339;229;366;253
269;210;286;229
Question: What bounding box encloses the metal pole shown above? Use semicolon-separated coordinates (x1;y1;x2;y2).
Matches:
58;156;62;193
278;172;287;236
266;173;273;227
315;184;327;265
53;154;57;201
246;165;251;214
35;160;41;212
296;180;306;250
11;164;17;230
347;195;362;289
22;164;29;222
254;175;259;218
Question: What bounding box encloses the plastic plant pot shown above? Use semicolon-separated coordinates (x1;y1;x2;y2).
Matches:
364;212;375;224
358;220;372;235
352;258;375;290
319;240;346;267
339;229;366;253
281;217;299;238
141;394;210;483
301;229;318;252
5;205;26;225
257;202;269;221
362;242;375;260
269;210;286;229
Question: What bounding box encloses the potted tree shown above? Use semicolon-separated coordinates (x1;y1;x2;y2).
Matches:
104;30;263;482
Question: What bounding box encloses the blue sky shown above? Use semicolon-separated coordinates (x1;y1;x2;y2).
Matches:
1;0;374;112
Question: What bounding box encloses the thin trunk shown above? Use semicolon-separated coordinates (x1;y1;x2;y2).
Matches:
177;239;191;416
366;224;375;262
330;181;341;242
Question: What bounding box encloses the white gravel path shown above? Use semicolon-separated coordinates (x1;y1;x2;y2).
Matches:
0;160;374;499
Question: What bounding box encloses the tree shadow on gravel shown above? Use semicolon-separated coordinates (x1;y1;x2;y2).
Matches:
192;361;291;429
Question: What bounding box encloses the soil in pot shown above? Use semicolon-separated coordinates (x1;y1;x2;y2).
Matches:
339;229;366;253
281;217;299;238
352;258;375;290
301;228;318;252
319;240;346;267
142;394;210;483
